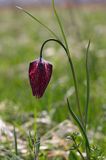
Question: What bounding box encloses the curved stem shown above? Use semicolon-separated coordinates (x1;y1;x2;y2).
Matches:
40;38;90;158
40;38;68;59
40;38;84;126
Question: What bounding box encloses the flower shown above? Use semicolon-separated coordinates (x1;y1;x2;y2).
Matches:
29;58;52;98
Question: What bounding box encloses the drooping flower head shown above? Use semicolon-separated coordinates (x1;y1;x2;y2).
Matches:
29;58;52;98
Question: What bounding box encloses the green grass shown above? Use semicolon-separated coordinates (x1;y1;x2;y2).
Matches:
0;7;106;159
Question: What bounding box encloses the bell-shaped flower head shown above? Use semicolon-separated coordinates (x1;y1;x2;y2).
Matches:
29;58;52;98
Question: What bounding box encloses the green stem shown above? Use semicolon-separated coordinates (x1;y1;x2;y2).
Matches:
16;6;59;40
52;0;84;126
67;54;84;127
40;38;84;126
85;40;90;131
40;38;68;59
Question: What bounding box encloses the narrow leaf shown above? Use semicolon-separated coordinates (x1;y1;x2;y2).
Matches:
16;6;59;39
67;98;90;152
85;40;90;130
52;0;69;52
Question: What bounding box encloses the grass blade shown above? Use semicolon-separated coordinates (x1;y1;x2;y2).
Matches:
13;126;18;155
85;40;90;130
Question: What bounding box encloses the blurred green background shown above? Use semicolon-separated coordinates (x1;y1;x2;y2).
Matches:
0;1;106;158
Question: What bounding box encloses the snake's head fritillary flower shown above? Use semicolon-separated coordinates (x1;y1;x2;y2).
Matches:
29;58;52;98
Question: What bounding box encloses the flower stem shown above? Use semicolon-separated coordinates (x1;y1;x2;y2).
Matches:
40;38;84;126
40;38;67;58
40;39;88;146
67;54;84;126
